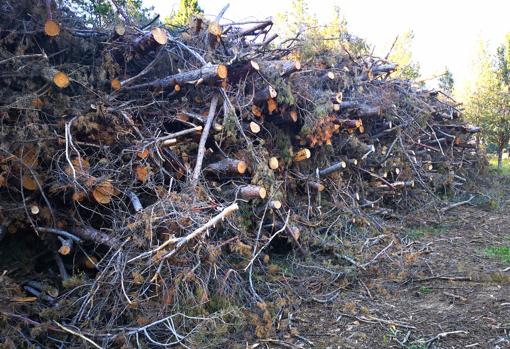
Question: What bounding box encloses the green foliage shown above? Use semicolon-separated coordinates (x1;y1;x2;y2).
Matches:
407;224;448;239
274;0;368;60
165;0;203;27
438;67;454;94
388;30;421;80
488;155;510;175
68;0;152;27
484;246;510;263
418;286;432;295
464;38;510;168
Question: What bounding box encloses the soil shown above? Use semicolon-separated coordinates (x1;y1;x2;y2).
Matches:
270;184;510;348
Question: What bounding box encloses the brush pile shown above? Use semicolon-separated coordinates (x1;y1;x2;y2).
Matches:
0;0;484;347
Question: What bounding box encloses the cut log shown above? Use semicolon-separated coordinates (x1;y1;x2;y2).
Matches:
289;110;298;122
114;23;126;37
344;137;375;158
58;237;73;255
376;180;415;189
72;226;117;248
259;60;301;77
336;118;362;129
244;121;261;134
111;79;121;90
319;161;346;176
268;157;279;170
84;256;98;269
132;27;168;54
322;71;335;80
251;104;263;118
254;86;277;105
331;92;343;104
357;105;382;117
267;98;278;115
308;181;325;192
161;138;177;147
269;200;281;209
44;19;60;37
41;67;70;88
293;148;311;162
238;185;266;200
30;205;40;215
125;64;228;91
206;158;247;175
357;63;397;81
207;21;222;48
233;20;273;38
228;60;260;83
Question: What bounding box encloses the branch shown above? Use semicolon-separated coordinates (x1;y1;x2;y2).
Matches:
190;94;219;189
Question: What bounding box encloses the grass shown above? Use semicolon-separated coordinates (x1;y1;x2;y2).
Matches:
407;224;449;240
488;154;510;175
484;245;510;263
418;286;432;295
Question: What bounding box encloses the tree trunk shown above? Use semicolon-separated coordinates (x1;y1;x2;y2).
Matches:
125;64;228;91
497;147;503;169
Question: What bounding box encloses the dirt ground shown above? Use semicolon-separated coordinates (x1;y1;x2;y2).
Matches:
267;186;510;348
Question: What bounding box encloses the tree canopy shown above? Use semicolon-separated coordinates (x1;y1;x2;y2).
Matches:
388;30;421;80
465;38;510;168
165;0;203;27
274;0;368;60
438;67;454;95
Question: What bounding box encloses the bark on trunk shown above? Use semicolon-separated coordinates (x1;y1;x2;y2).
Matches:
206;158;247;175
125;64;228;91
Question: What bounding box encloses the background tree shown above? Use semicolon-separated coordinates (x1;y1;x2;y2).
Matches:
465;39;510;169
67;0;152;27
274;0;368;60
438;67;454;94
388;30;421;80
165;0;203;27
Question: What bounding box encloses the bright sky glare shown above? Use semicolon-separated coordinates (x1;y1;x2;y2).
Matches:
144;0;510;89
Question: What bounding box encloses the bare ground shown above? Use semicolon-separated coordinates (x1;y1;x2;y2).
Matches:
257;186;510;349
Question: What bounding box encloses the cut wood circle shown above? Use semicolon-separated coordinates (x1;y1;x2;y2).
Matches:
53;71;70;88
289;110;298;122
293;148;311;162
30;205;40;215
249;121;261;133
208;22;222;36
44;19;60;37
114;23;126;36
217;64;228;79
111;79;121;90
269;200;282;209
238;185;266;200
22;174;38;191
151;27;168;45
237;160;247;174
268;157;279;170
85;256;98;269
92;181;115;204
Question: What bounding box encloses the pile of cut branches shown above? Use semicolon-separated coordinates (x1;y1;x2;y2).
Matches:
0;1;484;347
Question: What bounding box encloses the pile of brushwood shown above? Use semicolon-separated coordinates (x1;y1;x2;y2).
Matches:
0;0;485;347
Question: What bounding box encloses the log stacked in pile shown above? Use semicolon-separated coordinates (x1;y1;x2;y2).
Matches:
0;1;483;347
